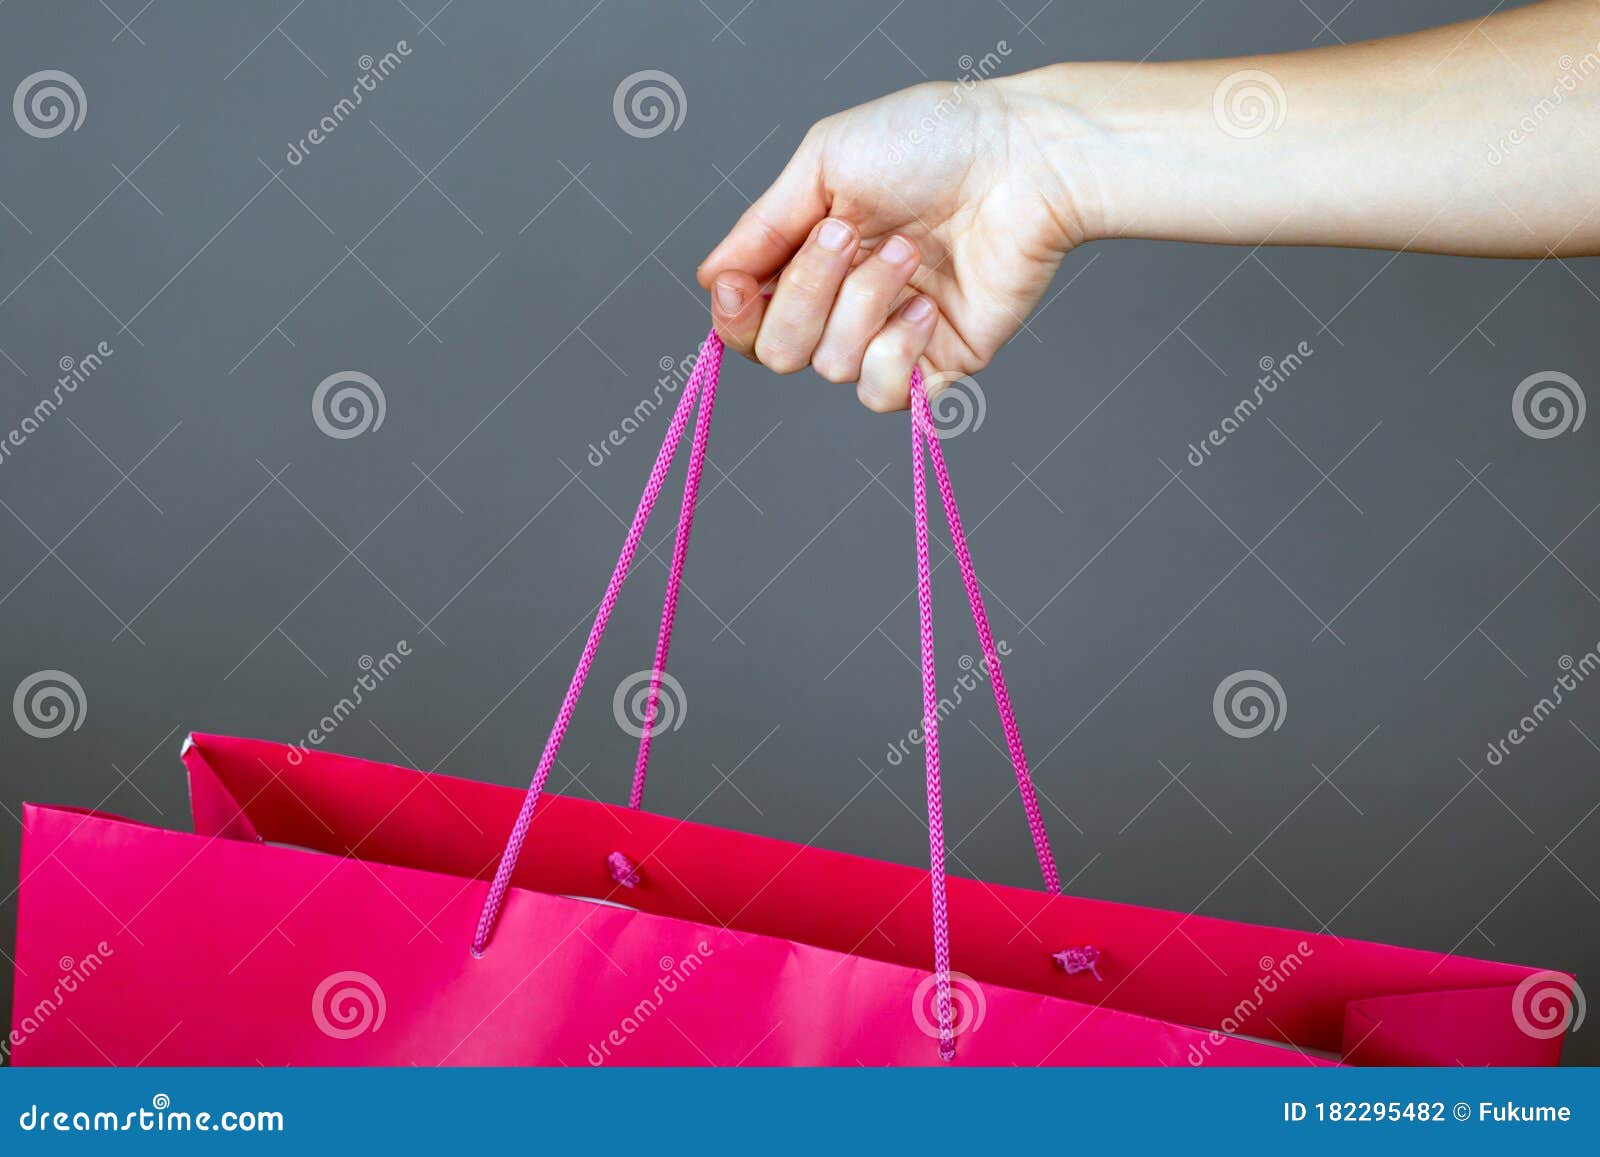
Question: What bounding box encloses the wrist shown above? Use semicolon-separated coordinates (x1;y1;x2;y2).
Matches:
998;59;1281;247
993;63;1136;246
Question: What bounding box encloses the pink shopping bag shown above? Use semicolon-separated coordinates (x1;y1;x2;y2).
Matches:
10;334;1577;1066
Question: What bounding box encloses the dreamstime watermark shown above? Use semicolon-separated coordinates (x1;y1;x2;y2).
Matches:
285;42;412;165
1487;41;1600;165
312;970;386;1039
1512;370;1584;439
922;371;986;439
586;943;715;1064
1213;669;1286;739
911;970;986;1042
587;345;701;467
613;669;687;739
1484;648;1600;767
0;341;115;470
3;941;114;1062
612;69;686;138
13;69;85;138
17;1095;284;1134
1186;341;1313;466
1212;69;1287;139
313;370;386;439
13;669;86;739
886;42;1012;164
1187;942;1315;1064
285;643;410;764
1511;970;1585;1040
885;642;1010;767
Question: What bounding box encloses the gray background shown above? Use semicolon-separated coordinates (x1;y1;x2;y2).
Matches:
1;0;1595;1064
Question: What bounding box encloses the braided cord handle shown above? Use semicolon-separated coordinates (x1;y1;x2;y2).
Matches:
624;362;1063;881
911;373;1061;896
910;366;1062;1058
471;332;723;954
628;337;719;809
473;334;1061;1064
910;367;955;1060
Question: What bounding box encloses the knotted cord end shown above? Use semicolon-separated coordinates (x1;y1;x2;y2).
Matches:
606;851;642;888
1052;945;1103;981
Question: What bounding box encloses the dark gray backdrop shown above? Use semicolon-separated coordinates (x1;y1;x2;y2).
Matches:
1;0;1595;1063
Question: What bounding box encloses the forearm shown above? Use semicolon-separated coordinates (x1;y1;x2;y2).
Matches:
1009;0;1600;257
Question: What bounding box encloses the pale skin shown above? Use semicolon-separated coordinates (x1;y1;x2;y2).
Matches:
697;0;1600;412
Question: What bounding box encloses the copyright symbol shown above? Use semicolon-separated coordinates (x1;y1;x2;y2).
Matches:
1453;1102;1471;1121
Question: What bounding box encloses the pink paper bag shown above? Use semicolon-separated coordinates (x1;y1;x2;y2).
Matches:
7;733;1572;1066
9;334;1577;1066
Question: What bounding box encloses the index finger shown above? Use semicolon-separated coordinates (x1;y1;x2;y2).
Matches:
697;131;829;289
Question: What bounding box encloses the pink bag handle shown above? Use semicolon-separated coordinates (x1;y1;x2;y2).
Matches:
911;365;1062;1058
624;351;1060;890
472;330;1061;1058
471;331;722;957
908;370;1060;894
626;337;718;810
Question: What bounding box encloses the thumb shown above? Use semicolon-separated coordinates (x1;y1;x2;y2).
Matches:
698;131;829;289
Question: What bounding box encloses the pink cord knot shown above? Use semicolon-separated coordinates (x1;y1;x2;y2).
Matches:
606;851;641;888
1052;945;1102;980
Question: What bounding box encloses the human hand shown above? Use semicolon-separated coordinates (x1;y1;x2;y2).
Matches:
697;78;1089;411
698;0;1600;415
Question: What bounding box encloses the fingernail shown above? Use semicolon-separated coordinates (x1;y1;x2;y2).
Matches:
879;236;915;266
817;219;853;252
714;278;745;314
903;296;935;323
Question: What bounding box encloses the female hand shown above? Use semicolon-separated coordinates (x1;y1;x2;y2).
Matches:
696;79;1089;412
698;1;1600;412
